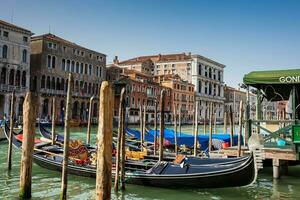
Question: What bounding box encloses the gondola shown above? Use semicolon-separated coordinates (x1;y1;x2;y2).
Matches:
6;123;253;166
3;123;258;188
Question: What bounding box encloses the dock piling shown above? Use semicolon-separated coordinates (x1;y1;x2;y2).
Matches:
95;81;114;200
139;104;143;150
159;90;166;162
154;102;157;155
229;105;234;146
209;103;213;152
143;104;146;149
51;97;56;145
194;101;199;156
7;91;15;170
223;111;227;134
19;92;38;199
86;96;94;144
114;88;125;191
173;103;178;155
237;100;243;157
60;74;73;200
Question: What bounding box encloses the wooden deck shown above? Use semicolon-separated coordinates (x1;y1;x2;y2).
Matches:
210;146;298;161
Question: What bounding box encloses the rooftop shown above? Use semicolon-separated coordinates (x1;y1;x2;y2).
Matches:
31;33;106;56
0;19;32;35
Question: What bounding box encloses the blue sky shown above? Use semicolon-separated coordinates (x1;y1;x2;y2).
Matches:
1;0;300;86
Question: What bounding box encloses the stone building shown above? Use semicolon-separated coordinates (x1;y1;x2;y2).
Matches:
0;20;32;119
113;69;172;124
155;74;195;123
191;54;225;121
30;33;106;122
115;52;225;121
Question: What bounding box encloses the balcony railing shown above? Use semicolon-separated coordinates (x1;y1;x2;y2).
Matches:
0;84;27;92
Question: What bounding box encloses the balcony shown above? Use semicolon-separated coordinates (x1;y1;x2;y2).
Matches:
0;84;27;93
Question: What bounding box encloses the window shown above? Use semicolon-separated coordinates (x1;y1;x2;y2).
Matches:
89;65;92;75
209;68;212;79
47;55;51;68
77;50;80;55
52;56;56;68
23;36;28;42
89;54;92;58
80;63;84;74
156;65;160;69
41;75;45;89
198;64;202;75
63;46;66;52
48;42;53;48
97;55;99;60
85;64;88;74
73;49;76;54
53;43;57;49
96;66;99;76
71;61;75;72
198;81;202;93
164;65;167;68
99;67;102;77
22;49;27;63
2;45;8;58
3;31;9;37
76;62;79;73
62;59;66;70
172;64;175;68
66;60;70;71
81;51;84;56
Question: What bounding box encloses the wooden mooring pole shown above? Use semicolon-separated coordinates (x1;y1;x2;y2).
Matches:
86;96;94;144
120;93;126;191
178;105;182;137
173;103;178;155
96;81;114;200
114;88;125;191
60;74;73;200
19;92;38;198
51;97;56;145
139;104;143;150
229;105;234;146
208;103;213;152
154;102;157;155
223;111;227;134
203;109;207;134
194;101;199;156
159;90;166;162
237;101;243;157
7;91;15;170
143;104;146;150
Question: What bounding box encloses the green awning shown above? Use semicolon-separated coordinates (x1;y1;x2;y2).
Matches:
243;69;300;85
243;69;300;101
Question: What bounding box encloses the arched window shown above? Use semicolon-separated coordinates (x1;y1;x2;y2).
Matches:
51;77;55;89
1;67;7;84
52;56;56;68
84;82;87;93
99;67;102;77
209;68;212;79
46;76;51;89
71;61;75;72
61;78;65;90
80;63;84;74
41;75;45;88
47;55;51;68
56;77;60;90
22;49;27;63
21;71;26;87
96;66;99;76
61;59;66;70
9;69;14;85
89;65;92;75
2;45;8;58
75;80;79;92
15;70;21;86
76;62;79;73
66;60;70;71
84;64;88;74
88;83;91;94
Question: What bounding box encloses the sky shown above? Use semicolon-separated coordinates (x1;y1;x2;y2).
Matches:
1;0;300;87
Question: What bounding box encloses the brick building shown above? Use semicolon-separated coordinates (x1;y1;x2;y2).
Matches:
0;20;32;119
155;74;195;123
30;33;106;122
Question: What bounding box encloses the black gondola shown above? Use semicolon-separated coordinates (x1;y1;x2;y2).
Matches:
3;123;258;188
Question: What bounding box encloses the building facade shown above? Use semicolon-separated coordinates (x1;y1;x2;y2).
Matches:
113;70;172;124
155;74;195;123
0;20;32;119
114;52;225;121
30;33;106;122
191;54;225;121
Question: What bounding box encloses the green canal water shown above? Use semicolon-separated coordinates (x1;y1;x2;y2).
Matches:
1;125;300;199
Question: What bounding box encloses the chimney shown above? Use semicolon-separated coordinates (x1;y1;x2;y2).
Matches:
158;54;162;61
113;56;119;64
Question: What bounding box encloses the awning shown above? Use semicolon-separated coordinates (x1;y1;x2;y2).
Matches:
243;69;300;101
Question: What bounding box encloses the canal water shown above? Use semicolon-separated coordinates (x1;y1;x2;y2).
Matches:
1;125;300;199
